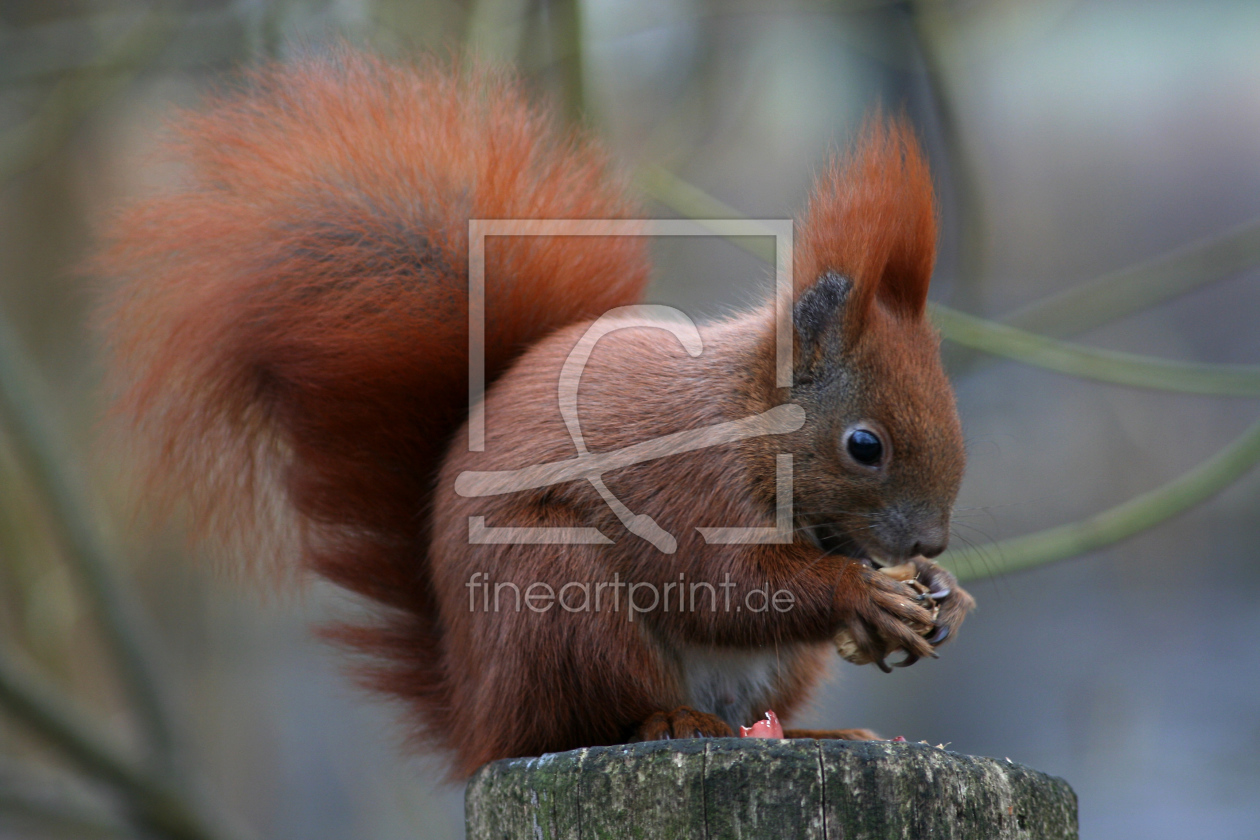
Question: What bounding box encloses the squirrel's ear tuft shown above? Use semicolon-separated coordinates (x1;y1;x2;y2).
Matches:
793;271;853;378
793;113;937;331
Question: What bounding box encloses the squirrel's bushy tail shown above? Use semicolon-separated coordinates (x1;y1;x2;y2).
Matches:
97;48;650;755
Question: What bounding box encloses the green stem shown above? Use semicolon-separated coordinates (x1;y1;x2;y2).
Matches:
0;310;176;774
942;414;1260;579
930;304;1260;396
945;216;1260;377
635;164;778;260
1002;216;1260;338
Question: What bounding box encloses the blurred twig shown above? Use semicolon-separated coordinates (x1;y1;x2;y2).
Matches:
0;11;249;839
945;217;1260;377
0;310;176;775
0;4;182;780
636;165;760;238
550;0;586;122
0;6;172;184
942;414;1260;579
0;792;127;839
0;651;230;840
905;0;990;311
464;0;532;66
930;304;1260;396
0;761;129;838
1002;217;1260;338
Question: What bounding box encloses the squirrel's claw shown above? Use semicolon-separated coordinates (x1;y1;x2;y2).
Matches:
890;650;919;668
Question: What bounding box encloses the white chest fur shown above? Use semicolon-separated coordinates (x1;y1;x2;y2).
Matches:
676;644;806;730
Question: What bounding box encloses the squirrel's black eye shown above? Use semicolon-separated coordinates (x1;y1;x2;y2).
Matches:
846;429;883;466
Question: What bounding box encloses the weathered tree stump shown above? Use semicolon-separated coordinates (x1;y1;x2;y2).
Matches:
466;738;1077;839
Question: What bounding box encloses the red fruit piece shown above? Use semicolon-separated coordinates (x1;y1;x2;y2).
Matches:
739;710;784;739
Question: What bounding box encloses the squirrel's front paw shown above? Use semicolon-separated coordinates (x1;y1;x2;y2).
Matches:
833;562;940;672
903;557;974;650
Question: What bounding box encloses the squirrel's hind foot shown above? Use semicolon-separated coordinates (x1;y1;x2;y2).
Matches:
634;707;733;741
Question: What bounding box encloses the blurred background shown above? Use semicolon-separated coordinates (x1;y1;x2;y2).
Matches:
1;0;1258;838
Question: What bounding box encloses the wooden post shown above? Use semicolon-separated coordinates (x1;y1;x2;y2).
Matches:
466;738;1077;839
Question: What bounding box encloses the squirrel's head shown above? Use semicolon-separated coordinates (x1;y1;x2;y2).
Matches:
785;115;964;564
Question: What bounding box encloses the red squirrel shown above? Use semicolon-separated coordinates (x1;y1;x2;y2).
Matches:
98;48;973;778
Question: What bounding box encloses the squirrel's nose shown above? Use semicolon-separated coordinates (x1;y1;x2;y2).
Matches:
907;521;949;559
884;512;949;560
913;538;947;559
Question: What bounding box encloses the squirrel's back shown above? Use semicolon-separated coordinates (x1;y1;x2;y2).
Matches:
97;48;650;754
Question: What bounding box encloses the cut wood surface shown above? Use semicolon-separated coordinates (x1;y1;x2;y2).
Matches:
466;738;1078;839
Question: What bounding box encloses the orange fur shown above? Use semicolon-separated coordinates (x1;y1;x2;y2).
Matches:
98;49;971;779
795;113;938;327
